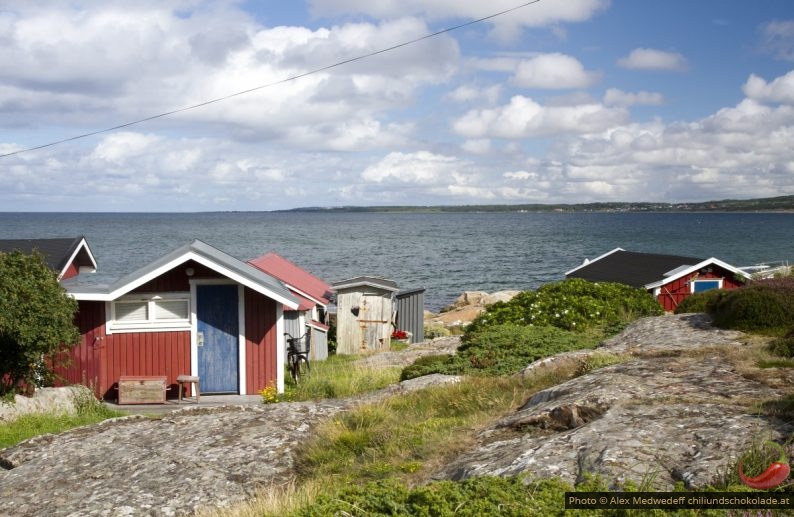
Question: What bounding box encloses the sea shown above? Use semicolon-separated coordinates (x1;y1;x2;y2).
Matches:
0;211;792;311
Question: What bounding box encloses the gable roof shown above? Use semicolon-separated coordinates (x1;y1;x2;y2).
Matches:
0;237;97;280
66;240;299;309
331;276;399;292
565;248;706;288
565;247;751;289
247;252;331;307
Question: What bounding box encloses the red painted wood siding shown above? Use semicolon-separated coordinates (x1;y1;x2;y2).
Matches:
55;301;191;400
655;265;745;312
103;331;191;400
132;260;220;293
245;287;278;394
54;300;105;397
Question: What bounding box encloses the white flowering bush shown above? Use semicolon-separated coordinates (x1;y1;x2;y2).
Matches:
465;278;662;337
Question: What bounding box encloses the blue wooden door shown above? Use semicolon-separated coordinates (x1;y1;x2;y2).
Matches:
197;284;239;393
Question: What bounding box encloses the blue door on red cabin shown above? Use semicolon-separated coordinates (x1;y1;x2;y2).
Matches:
197;284;239;393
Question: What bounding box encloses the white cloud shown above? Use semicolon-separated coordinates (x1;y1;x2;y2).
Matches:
603;88;664;106
461;139;492;154
453;95;628;138
743;71;794;105
617;48;687;71
447;84;501;104
512;53;599;89
0;5;458;152
760;20;794;61
309;0;610;39
361;151;468;185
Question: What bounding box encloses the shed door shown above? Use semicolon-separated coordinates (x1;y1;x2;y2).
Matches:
359;294;387;351
197;284;239;393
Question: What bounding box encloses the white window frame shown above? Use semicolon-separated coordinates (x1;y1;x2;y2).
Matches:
691;278;723;294
107;292;192;334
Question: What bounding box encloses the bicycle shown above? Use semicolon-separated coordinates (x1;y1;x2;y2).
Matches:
284;332;310;383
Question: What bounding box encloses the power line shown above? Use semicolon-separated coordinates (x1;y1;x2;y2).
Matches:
0;1;541;159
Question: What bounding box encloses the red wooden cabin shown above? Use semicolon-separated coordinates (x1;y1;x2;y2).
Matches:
56;240;298;400
565;248;751;312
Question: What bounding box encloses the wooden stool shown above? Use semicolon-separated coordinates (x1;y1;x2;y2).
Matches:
176;375;200;404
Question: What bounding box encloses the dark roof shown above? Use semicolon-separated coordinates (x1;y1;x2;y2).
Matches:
0;237;96;276
565;249;704;288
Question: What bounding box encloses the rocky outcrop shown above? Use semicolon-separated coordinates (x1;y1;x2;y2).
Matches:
429;290;521;328
0;386;92;423
2;313;790;515
353;336;461;369
434;314;793;490
0;374;460;517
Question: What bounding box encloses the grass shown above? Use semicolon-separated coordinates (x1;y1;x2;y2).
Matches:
0;389;123;449
282;354;402;402
294;376;534;483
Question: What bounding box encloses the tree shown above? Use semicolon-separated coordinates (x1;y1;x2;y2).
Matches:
0;250;80;395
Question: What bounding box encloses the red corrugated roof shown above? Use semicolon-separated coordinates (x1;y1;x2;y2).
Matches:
248;252;331;306
287;292;317;312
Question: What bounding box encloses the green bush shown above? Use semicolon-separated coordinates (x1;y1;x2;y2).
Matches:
710;278;794;335
292;475;574;517
673;289;725;314
769;327;794;358
401;324;600;380
464;278;662;337
424;324;451;339
0;251;80;395
400;354;458;381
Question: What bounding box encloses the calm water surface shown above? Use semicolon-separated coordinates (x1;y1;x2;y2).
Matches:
0;212;791;310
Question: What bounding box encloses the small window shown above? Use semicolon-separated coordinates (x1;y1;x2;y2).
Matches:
692;279;722;293
110;293;191;332
154;300;189;320
115;301;148;322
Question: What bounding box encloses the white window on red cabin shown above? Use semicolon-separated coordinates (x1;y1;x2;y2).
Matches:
109;293;191;333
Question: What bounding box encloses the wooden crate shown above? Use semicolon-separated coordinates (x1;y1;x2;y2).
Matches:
118;376;168;404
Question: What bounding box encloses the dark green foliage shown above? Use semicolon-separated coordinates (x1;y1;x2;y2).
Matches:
464;278;662;337
0;251;80;395
401;325;600;380
709;278;794;335
673;289;725;314
768;327;794;358
400;354;458;381
290;475;730;517
293;476;574;517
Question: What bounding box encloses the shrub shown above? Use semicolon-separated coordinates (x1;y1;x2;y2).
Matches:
291;476;573;517
769;327;794;358
400;355;458;381
464;278;662;337
0;251;80;395
673;289;725;314
424;324;451;339
710;278;794;335
401;324;600;380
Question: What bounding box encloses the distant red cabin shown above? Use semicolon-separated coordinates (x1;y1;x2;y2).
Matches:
565;248;751;312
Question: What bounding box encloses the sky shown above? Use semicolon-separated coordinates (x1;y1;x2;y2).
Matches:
1;0;794;212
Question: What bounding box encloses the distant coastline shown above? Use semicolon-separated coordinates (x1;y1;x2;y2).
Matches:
277;194;794;214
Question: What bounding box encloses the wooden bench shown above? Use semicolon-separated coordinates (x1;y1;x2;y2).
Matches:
176;375;200;404
118;376;167;405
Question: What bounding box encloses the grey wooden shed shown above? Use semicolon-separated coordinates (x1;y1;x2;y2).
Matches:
395;288;425;344
332;276;399;355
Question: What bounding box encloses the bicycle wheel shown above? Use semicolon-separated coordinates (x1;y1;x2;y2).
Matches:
289;354;300;384
293;355;309;383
